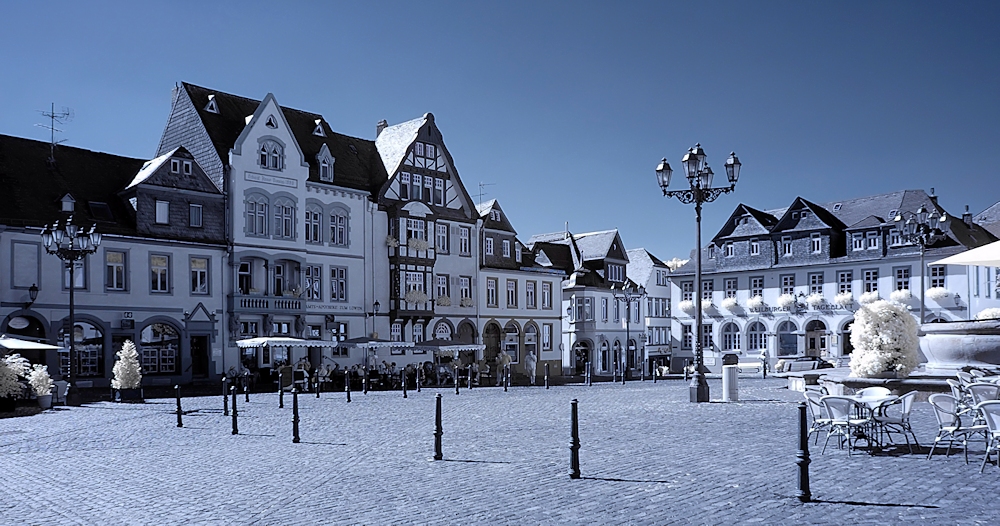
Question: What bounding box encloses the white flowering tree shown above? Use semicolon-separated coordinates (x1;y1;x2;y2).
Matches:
27;364;53;397
849;300;920;378
977;308;1000;321
0;360;22;399
111;340;142;390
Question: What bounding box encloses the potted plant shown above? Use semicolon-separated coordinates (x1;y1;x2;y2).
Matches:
776;293;797;310
806;293;824;309
436;295;452;307
678;300;696;314
834;292;854;309
459;297;475;308
720;297;739;311
111;340;143;402
849;299;919;378
0;359;22;412
403;289;428;305
408;238;429;252
746;296;765;310
889;288;912;303
926;287;949;301
977;308;1000;321
28;364;54;409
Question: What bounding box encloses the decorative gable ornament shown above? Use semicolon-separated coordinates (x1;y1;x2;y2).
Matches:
204;94;219;114
313;119;326;137
265;115;278;128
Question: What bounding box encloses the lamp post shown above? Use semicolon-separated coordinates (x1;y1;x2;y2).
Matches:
40;216;102;406
24;283;39;309
369;300;381;339
612;283;646;385
656;145;741;403
894;204;948;324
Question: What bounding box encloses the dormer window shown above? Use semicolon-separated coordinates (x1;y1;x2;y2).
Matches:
183;161;192;175
320;160;331;181
607;263;624;283
792;211;800;219
833;203;843;212
491;210;501;221
312;119;326;137
60;194;75;212
170;159;180;173
204;94;219;114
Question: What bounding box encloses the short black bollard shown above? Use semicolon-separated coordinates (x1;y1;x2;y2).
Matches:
684;360;690;381
231;386;239;435
279;383;284;409
586;362;592;386
292;388;301;444
222;378;229;416
316;376;320;399
455;371;460;395
641;364;645;382
416;368;422;392
653;364;658;384
175;385;183;428
345;370;352;403
433;393;443;461
363;367;369;395
569;398;581;479
797;402;811;502
503;364;509;392
244;371;250;403
545;363;550;390
468;366;473;390
402;370;408;399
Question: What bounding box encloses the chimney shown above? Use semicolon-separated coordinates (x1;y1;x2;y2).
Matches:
376;119;388;137
928;187;938;206
963;204;973;226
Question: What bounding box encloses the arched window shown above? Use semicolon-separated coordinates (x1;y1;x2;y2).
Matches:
777;320;798;357
273;198;295;239
524;325;538;357
258;139;284;170
330;207;349;247
140;323;180;374
434;322;452;341
503;322;520;364
270;147;281;169
305;205;323;244
573;340;591;375
841;320;854;355
722;322;741;351
59;320;103;377
746;321;767;351
246;195;268;236
259;146;268;167
600;340;610;372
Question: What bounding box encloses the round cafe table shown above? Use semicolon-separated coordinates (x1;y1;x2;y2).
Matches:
852;393;898;451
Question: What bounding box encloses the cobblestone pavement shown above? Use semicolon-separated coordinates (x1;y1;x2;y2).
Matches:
1;378;998;525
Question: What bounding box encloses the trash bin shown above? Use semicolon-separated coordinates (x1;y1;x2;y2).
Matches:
722;364;739;402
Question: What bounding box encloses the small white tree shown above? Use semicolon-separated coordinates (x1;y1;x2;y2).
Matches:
111;340;142;390
27;364;53;397
849;300;920;378
0;360;22;398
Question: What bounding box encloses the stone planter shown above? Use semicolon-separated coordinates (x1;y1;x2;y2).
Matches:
920;319;1000;372
115;388;144;403
37;394;52;409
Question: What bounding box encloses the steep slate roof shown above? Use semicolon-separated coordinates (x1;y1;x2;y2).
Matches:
0;134;144;234
626;248;665;286
375;115;425;178
976;201;1000;238
477;199;518;235
180;82;387;195
126;147;177;190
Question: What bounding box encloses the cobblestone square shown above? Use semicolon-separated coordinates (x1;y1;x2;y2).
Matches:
1;378;998;525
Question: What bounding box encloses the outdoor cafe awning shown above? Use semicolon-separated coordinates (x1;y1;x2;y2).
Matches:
337;337;414;349
412;339;486;356
0;334;63;351
932;240;1000;267
236;337;342;349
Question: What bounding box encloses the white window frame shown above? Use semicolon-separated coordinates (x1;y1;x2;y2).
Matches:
541;282;552;309
189;204;203;228
150;254;170;293
155;200;169;225
506;279;517;307
485;237;494;256
331;266;347;302
459;227;471;255
502;239;510;258
190;256;209;295
106;250;126;292
487;278;498;307
526;281;536;308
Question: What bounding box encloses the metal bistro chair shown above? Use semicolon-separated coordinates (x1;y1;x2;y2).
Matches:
957;371;976;387
856;386;892;398
945;379;974;416
820;396;870;455
976;400;1000;473
873;391;920;454
927;393;988;464
967;382;1000;406
804;391;832;445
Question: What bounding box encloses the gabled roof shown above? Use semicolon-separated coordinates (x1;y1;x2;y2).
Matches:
528;229;624;262
477;199;517;235
976;201;1000;238
0;134;144;234
122;146;221;197
713;204;778;241
375;115;426;178
772;197;846;233
846;214;886;230
126;148;177;190
625;248;665;286
180;82;387;194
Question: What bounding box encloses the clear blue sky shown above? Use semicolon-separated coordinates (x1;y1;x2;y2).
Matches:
2;1;997;261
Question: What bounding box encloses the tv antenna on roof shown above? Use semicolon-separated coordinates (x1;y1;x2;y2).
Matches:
478;182;495;206
35;103;74;165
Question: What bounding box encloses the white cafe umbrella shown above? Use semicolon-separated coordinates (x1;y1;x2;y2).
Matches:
931;240;1000;267
0;334;62;351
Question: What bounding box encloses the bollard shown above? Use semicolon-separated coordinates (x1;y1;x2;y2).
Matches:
402;370;408;399
222;377;229;416
455;371;460;395
653;364;658;384
569;399;581;479
641;364;645;382
292;388;300;444
433;393;443;460
684;360;690;381
316;376;320;399
503;364;509;392
345;370;352;403
279;383;284;409
363;367;368;395
545;363;550;390
231;386;239;435
416;368;422;392
175;385;183;428
586;362;592;386
468;366;474;390
244;371;250;403
797;402;811;502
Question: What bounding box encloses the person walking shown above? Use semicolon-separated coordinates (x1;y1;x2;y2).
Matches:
524;350;537;386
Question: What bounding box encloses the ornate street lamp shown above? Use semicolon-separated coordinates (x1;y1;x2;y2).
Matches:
41;216;102;406
894;204;949;324
656;145;741;403
612;282;646;385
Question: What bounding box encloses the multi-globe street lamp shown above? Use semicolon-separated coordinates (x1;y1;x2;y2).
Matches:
41;216;102;406
612;282;646;385
894;205;949;324
656;144;741;403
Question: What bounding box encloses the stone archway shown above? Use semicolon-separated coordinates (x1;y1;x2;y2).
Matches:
456;321;476;344
483;322;501;363
804;320;827;357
